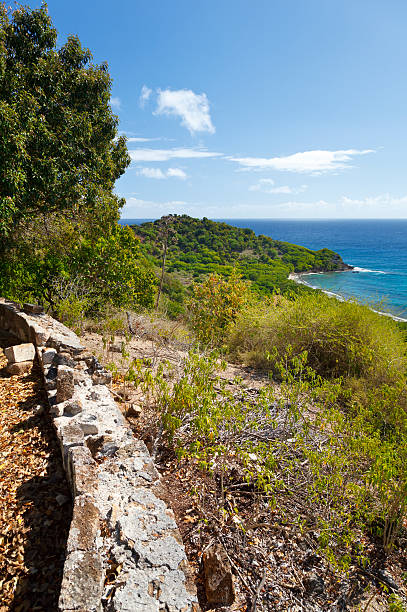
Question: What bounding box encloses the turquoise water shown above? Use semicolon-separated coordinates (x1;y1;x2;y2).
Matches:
120;218;407;320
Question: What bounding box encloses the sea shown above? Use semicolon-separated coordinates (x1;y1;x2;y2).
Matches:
119;218;407;321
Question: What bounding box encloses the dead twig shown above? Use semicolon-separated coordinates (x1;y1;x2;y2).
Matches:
250;569;267;612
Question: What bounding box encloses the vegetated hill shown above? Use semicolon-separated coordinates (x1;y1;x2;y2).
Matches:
131;215;351;296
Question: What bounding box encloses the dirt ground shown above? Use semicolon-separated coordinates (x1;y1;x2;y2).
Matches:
0;333;71;612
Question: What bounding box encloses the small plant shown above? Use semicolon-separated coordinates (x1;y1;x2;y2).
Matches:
389;594;407;612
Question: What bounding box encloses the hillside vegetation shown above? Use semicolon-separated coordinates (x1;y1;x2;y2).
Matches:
131;215;350;314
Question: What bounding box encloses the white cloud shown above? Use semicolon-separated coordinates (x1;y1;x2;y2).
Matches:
230;149;375;174
155;88;215;134
138;168;166;179
110;97;121;109
167;167;187;179
249;179;308;194
129;148;222;162
126;137;161;142
140;85;152;108
340;193;407;210
138;167;187;180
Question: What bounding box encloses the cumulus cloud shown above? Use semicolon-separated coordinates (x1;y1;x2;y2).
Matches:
138;167;166;179
139;85;152;108
155;88;215;134
138;167;187;180
230;149;375;174
167;168;187;179
249;179;308;194
110;97;121;109
129;148;222;162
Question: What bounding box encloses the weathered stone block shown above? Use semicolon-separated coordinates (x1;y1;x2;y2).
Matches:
56;365;75;403
68;445;98;497
30;322;49;346
45;378;57;391
63;399;83;416
4;342;35;364
41;348;57;365
58;550;104;612
23;303;44;315
67;495;100;553
50;403;64;418
6;361;33;376
55;351;76;367
92;370;112;385
78;414;99;435
54;418;84;470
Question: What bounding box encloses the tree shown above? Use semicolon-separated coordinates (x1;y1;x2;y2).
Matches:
155;215;177;308
0;4;155;315
0;3;130;243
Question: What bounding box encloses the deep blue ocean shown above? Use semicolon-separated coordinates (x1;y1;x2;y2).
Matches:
119;218;407;321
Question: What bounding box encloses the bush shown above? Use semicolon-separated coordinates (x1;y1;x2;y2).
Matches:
188;271;251;346
227;292;407;385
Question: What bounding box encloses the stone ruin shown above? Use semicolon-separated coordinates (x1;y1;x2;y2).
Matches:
0;298;199;612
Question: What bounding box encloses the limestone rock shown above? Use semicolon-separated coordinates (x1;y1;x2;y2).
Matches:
6;360;33;376
92;370;112;385
41;348;57;365
63;399;83;416
67;494;100;553
68;445;98;497
203;543;235;606
23;303;44;315
55;351;76;368
56;365;75;402
4;342;35;364
58;550;104;612
78;414;99;435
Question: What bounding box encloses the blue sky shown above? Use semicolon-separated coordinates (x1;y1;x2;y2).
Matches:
42;1;407;218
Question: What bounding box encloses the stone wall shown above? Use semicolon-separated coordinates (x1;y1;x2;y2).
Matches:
0;299;199;612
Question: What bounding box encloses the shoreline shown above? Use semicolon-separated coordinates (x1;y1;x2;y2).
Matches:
289;272;407;323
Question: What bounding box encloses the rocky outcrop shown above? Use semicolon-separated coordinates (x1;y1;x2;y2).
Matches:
0;299;199;612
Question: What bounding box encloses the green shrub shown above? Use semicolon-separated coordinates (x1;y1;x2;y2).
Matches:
138;347;407;564
227;292;407;385
188;271;251;346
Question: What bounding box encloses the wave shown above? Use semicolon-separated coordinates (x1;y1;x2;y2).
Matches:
351;267;386;274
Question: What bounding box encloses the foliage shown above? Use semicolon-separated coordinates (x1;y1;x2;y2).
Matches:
130;215;349;312
0;4;156;316
188;272;251;345
134;347;407;571
227;291;407;385
0;223;156;314
0;3;129;241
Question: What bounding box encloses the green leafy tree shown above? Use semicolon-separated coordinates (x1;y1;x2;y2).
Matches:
0;4;155;315
0;3;129;242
